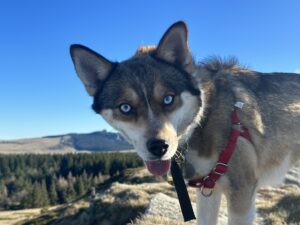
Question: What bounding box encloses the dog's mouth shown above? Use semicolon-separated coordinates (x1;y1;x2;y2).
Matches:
145;159;171;176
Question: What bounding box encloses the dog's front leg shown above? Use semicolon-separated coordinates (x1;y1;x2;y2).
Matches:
196;189;221;225
226;185;256;225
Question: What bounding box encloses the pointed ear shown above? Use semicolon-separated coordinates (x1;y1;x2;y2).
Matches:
70;44;114;96
156;21;193;73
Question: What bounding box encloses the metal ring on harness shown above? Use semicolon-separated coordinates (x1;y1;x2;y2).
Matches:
201;176;214;197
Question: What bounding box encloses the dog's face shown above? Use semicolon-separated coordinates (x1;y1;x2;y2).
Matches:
70;22;201;176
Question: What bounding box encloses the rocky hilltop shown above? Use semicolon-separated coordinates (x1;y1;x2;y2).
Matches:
0;130;133;154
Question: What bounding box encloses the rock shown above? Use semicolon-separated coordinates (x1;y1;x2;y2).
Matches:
146;192;196;222
145;192;228;225
142;165;300;225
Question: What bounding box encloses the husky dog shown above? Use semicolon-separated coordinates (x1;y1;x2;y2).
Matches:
70;21;300;225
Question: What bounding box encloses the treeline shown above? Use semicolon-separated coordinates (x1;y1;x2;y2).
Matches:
0;153;143;210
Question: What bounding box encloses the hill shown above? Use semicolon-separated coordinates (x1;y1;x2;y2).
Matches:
10;166;299;225
0;131;133;154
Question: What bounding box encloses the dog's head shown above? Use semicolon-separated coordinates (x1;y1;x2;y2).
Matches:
70;21;201;176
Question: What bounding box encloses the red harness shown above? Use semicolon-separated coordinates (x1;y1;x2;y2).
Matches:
187;106;252;196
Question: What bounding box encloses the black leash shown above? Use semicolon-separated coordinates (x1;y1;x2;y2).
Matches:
170;160;196;222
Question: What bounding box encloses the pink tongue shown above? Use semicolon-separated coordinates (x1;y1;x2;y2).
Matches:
145;160;171;176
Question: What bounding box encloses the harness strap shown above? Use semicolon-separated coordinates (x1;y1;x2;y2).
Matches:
188;108;252;195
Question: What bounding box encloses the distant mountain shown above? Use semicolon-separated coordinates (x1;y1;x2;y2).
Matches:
0;131;133;154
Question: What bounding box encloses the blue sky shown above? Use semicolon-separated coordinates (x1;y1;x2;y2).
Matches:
0;0;299;140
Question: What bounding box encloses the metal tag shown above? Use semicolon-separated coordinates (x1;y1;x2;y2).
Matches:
234;101;244;109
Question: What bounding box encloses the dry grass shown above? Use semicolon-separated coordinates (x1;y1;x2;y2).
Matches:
7;168;300;225
78;182;176;225
0;137;74;154
22;169;176;225
258;186;300;225
0;208;41;225
17;201;90;225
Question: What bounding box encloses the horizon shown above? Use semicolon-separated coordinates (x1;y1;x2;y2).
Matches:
0;129;117;141
0;1;299;140
0;129;118;141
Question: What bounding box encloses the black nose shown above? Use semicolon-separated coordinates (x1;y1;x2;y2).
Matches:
146;138;169;157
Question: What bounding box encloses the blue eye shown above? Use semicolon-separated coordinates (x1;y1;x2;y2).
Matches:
163;95;174;106
119;104;132;114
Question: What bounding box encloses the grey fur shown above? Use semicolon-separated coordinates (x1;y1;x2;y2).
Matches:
70;21;300;225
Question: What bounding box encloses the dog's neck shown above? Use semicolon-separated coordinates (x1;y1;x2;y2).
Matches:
183;68;236;158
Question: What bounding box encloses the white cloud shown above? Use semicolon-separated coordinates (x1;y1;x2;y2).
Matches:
295;69;300;74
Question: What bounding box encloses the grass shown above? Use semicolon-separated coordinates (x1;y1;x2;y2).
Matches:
19;168;174;225
0;208;41;225
82;182;176;225
258;187;300;225
17;201;90;225
4;167;300;225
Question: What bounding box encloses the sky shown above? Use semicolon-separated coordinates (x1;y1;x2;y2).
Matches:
0;0;299;140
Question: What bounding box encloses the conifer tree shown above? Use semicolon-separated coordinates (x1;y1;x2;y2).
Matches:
49;180;58;205
82;170;89;186
66;184;76;202
31;181;43;208
75;176;85;196
57;187;68;204
41;180;50;206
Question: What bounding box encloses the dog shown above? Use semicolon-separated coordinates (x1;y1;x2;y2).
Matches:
70;21;300;225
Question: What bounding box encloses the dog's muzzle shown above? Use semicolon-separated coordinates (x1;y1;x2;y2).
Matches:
146;138;169;157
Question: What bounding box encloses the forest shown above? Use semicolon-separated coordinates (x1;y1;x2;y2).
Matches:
0;153;143;210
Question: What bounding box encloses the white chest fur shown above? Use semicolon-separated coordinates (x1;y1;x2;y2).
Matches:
185;150;215;176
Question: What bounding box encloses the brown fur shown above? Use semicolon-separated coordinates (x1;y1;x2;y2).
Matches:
70;21;300;225
186;57;300;224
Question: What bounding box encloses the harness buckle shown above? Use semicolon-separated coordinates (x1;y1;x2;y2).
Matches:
213;162;228;175
232;123;243;132
234;101;244;109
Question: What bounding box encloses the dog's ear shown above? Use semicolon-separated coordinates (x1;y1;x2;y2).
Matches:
156;21;193;73
70;44;114;96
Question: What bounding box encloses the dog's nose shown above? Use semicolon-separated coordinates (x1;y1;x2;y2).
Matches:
146;138;169;157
